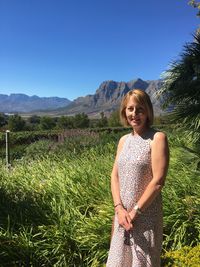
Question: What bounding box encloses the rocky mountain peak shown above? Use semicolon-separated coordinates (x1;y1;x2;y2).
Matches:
58;78;164;117
0;78;164;117
127;78;149;90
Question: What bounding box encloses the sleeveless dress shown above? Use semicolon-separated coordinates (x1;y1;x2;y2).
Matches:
106;130;163;267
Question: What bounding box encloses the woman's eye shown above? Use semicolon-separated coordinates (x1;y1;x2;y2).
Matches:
126;106;145;113
138;108;144;113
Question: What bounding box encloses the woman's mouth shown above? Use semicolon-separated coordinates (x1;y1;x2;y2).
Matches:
128;117;141;125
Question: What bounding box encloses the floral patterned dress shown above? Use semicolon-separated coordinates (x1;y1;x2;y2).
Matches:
106;131;163;267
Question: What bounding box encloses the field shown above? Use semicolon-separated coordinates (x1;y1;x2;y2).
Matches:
0;127;199;266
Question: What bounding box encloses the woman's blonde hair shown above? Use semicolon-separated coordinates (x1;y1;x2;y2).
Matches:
120;89;154;127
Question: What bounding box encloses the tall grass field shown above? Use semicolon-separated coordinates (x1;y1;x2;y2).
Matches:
0;129;199;266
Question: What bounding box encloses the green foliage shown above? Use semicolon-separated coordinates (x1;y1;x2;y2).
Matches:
39;116;56;130
73;113;90;128
162;245;200;267
24;130;101;160
8;114;26;132
159;32;200;144
108;109;121;127
95;112;108;128
0;130;59;146
0;143;115;266
28;115;41;124
0;130;60;161
0;129;199;265
188;0;200;16
57;116;74;129
24;140;55;160
0;113;8;128
162;140;200;250
0;128;129;155
153;115;171;126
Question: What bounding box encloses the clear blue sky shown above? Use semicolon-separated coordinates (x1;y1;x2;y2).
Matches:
0;0;198;101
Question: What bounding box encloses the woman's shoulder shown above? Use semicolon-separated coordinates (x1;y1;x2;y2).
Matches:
148;127;167;139
117;133;130;149
150;129;168;149
148;128;168;147
152;130;167;141
119;133;130;142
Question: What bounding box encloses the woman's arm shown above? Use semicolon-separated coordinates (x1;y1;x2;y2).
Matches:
111;135;133;231
129;131;169;221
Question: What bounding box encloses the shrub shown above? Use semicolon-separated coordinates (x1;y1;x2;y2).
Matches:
162;145;200;250
24;140;56;160
162;245;200;267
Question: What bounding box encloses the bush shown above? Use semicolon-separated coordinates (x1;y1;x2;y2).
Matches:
24;140;56;160
162;245;200;267
162;145;200;250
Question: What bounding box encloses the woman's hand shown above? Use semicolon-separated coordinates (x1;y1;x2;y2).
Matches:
115;206;133;231
128;208;137;223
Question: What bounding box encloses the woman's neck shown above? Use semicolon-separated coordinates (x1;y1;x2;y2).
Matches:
132;125;150;136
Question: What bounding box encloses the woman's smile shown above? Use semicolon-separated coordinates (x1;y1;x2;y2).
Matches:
125;96;148;130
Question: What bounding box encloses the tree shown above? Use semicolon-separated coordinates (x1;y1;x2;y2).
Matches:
8;114;26;131
188;0;200;16
28;115;41;124
108;109;121;127
0;113;8;128
39;116;56;130
159;32;200;143
73;113;90;128
96;112;108;127
57;116;74;129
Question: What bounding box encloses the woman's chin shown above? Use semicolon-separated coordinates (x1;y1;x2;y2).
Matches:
129;120;141;127
129;121;147;130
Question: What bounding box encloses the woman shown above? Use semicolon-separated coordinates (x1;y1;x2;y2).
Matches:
106;89;169;267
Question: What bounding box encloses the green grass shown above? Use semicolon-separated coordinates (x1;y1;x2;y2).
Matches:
0;142;115;266
0;129;199;266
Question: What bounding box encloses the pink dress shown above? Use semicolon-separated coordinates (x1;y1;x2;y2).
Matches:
106;131;163;267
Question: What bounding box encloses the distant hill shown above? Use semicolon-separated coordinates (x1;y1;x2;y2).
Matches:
53;78;164;117
0;78;164;116
0;94;71;113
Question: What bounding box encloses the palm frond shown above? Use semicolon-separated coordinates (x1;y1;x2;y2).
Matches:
158;31;200;144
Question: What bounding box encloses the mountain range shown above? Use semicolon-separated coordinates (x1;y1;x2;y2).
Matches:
0;78;164;116
53;78;164;117
0;94;71;113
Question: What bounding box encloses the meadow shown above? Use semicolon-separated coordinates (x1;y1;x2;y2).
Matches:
0;127;199;266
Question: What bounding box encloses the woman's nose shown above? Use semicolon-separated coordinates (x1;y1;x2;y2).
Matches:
131;109;136;115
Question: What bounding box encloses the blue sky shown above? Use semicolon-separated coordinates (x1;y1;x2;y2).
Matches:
0;0;198;101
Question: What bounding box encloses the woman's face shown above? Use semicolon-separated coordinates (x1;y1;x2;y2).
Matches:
125;96;148;130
